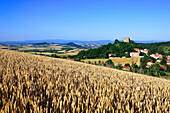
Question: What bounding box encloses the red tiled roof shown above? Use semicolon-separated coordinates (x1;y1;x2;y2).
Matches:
151;54;162;57
165;59;170;61
134;48;139;51
66;59;75;61
146;65;151;68
123;66;131;69
144;50;149;52
159;65;167;70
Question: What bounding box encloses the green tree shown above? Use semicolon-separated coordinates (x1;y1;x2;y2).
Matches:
88;61;91;64
114;39;120;44
140;56;147;69
161;59;167;65
166;65;170;72
98;60;101;64
139;52;145;56
105;59;115;68
125;63;130;67
125;53;130;58
116;63;123;70
146;57;156;63
151;64;162;77
102;62;105;66
160;56;167;65
131;62;138;68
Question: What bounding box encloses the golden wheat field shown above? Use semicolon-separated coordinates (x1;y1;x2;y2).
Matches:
82;57;141;66
0;49;170;113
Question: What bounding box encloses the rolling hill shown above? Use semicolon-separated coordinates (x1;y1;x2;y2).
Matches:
65;42;84;48
75;41;170;59
0;49;169;112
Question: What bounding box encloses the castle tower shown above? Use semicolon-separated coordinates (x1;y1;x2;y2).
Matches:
123;37;130;42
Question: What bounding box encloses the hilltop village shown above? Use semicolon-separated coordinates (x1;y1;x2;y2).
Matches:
75;37;170;78
108;37;170;71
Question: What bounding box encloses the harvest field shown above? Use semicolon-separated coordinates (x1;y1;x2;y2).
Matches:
82;57;141;66
0;50;170;112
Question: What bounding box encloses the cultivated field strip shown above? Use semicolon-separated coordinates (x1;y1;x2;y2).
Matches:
82;57;141;66
0;50;170;112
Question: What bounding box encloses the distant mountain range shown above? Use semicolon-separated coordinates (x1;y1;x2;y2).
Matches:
0;39;114;45
0;39;169;45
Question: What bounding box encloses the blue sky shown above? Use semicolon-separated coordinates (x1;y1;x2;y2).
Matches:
0;0;170;41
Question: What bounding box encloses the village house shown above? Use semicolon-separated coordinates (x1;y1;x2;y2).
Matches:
166;59;170;62
159;65;167;70
166;55;170;59
134;48;149;54
150;53;163;59
140;49;149;54
156;59;162;63
123;66;131;71
109;53;116;57
166;60;170;65
134;48;139;52
147;62;154;66
66;59;75;61
146;65;151;68
167;62;170;65
156;59;170;65
130;52;140;57
146;59;154;68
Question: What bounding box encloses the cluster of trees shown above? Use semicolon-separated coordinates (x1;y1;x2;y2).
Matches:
74;40;170;60
33;53;76;60
140;64;168;77
140;55;170;77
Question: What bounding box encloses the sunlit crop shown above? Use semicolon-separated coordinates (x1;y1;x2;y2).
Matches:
0;50;169;112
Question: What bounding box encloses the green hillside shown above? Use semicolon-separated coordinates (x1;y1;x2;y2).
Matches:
65;42;84;48
74;40;170;60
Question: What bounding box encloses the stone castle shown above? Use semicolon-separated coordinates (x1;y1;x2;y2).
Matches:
123;37;130;42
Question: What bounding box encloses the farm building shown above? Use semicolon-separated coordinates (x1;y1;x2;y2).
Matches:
130;52;140;57
150;53;163;59
147;62;154;66
134;48;149;54
109;53;116;57
123;66;131;70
